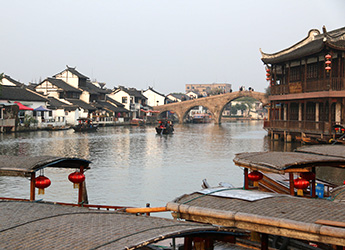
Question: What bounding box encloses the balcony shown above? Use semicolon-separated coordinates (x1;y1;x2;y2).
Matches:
264;120;332;134
270;77;344;96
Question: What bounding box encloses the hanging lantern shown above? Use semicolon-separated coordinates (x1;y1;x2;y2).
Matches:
294;177;309;196
300;172;315;181
266;68;270;72
341;128;345;133
248;170;263;187
68;171;85;189
35;175;51;195
325;54;332;72
335;127;340;133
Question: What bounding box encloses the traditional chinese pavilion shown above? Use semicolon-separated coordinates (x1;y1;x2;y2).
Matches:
261;26;345;141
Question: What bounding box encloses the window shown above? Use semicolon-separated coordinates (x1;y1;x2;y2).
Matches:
307;63;318;79
122;97;128;104
290;67;301;82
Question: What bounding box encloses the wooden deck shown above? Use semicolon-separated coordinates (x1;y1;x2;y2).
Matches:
167;189;345;247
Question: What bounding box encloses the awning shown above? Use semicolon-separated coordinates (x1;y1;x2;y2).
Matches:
14;101;33;111
34;105;51;111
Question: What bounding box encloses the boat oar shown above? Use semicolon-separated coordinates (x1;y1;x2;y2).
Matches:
122;206;167;213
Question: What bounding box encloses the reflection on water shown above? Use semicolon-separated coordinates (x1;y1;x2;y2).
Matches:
0;121;344;211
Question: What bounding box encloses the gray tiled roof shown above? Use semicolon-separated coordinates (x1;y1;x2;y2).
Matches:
54;66;89;79
3;75;24;86
47;97;78;110
106;96;125;108
0;86;47;102
66;98;96;111
79;81;109;94
261;26;345;64
42;78;82;93
96;101;129;113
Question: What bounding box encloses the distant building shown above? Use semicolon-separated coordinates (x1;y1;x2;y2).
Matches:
185;83;232;96
166;93;190;103
143;87;166;107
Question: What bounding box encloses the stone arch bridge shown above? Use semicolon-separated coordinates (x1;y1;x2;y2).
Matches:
152;91;268;124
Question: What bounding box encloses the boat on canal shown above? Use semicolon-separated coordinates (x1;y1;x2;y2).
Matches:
233;145;345;200
0;155;250;250
155;119;174;134
72;118;98;132
191;113;212;123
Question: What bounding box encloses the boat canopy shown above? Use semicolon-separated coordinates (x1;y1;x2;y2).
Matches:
0;201;241;249
34;105;51;112
14;101;33;111
233;149;345;174
296;145;345;158
0;155;91;177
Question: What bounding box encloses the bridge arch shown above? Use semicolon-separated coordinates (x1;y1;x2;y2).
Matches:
153;91;268;124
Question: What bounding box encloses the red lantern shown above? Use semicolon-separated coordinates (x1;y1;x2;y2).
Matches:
300;172;315;181
325;54;332;60
325;60;331;65
294;177;309;196
248;171;263;187
266;68;270;72
325;66;331;72
35;175;51;195
266;77;270;81
341;128;345;133
335;127;340;133
68;171;85;189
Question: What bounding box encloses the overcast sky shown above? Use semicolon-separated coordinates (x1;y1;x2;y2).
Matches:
1;0;345;94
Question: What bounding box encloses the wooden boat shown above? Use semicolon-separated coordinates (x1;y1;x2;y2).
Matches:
191;113;212;123
301;133;327;144
73;118;98;132
167;187;345;249
0;155;248;250
233;145;345;199
45;125;71;131
130;118;145;126
155;119;174;134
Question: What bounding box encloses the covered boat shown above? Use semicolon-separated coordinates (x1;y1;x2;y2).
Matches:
155;119;174;134
73;118;98;132
233;145;345;199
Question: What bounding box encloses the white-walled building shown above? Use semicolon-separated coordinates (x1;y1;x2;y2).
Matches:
143;87;165;107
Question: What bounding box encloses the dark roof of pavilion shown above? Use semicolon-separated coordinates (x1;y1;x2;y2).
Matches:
41;78;82;93
66;98;97;111
0;155;91;177
0;201;236;250
261;26;345;64
233;150;345;174
0;85;48;102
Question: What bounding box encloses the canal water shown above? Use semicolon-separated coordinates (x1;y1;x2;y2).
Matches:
0;121;342;217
